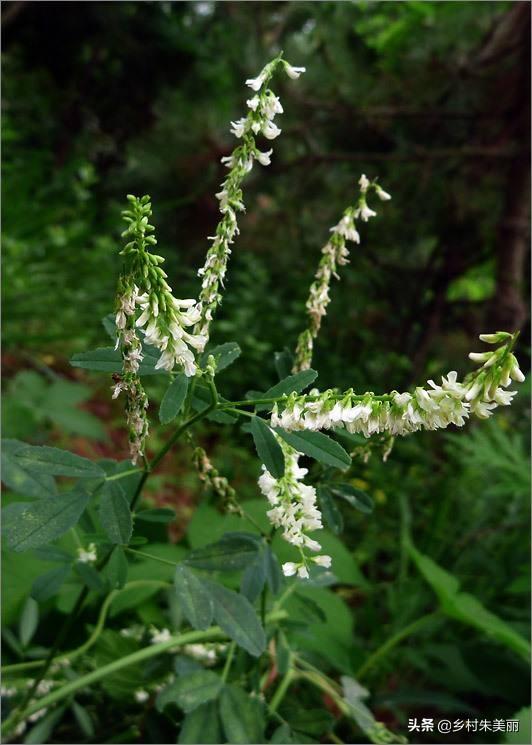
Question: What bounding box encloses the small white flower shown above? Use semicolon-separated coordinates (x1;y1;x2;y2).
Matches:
230;118;247;138
479;332;511;344
356;203;377;222
358;174;370;192
313;555;332;568
262;120;282;140
284;63;306;79
14;722;27;736
135;689;149;703
262;92;284;119
150;628;172;644
509;355;525;383
77;543;97;564
297;565;309;579
375;184;392;201
36;680;53;696
28;708;47;723
282;562;298;577
468;351;492;364
246;95;260;111
255;148;273;166
245;70;269;91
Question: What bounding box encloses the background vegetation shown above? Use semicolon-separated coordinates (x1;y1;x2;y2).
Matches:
2;2;530;744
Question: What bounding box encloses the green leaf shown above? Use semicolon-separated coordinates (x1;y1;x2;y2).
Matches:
75;562;107;593
102;547;128;589
185;533;260;571
70;346;163;376
102;313;117;341
1;439;57;498
3;490;90;552
71;701;95;739
250;417;284;478
201;342;241;373
45;405;107;441
31;565;70;602
409;543;531;661
135;508;176;523
99;481;133;544
208;581;266;657
329;483;374;513
13;445;105;479
219;684;265;744
241;553;266;602
178;701;222;744
33;546;72;563
157;671;222;713
275;429;351;470
19;596;39;646
2;627;24;658
256;369;317;410
293;593;327;623
270;723;293;743
288;709;334;738
318;485;344;534
23;707;66;744
174;564;213;631
264;547;283;595
159;374;189;424
274;349;294;381
275;631;291;674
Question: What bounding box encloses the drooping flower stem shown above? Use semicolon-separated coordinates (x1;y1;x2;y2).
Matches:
272;332;523;436
293;174;391;372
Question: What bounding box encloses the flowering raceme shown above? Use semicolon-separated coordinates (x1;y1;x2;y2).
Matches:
195;55;305;342
119;195;206;376
258;437;331;578
272;332;524;437
113;195;207;462
293;174;391;372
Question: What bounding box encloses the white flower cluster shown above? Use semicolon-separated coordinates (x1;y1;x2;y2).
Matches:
293;174;391;372
258;437;331;578
150;627;173;644
273;333;524;437
183;642;227;665
119;195;206;376
76;542;97;564
195;56;305;341
113;277;150;464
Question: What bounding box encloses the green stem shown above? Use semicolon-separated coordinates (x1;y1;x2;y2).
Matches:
224;407;255;419
150;393;217;472
105;468;143;482
294;655;340;694
272;581;297;611
356;612;440;680
297;670;349;715
220;393;393;410
2;629;225;735
125;547;177;568
8;391;216;723
2;581;171;675
2;609;288;736
269;667;294;713
221;641;236;683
